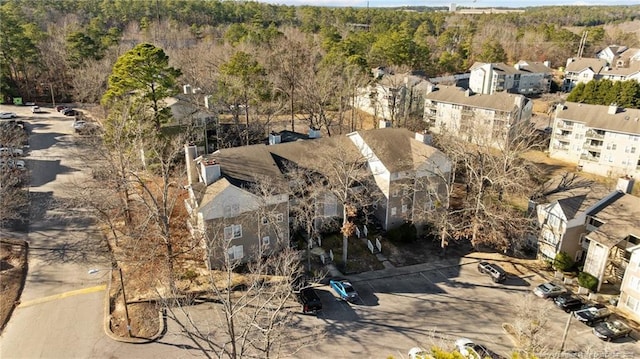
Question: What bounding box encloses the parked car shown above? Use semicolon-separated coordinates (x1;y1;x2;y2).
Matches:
477;261;507;283
408;347;434;359
73;120;87;131
455;338;504;359
62;108;78;116
0;112;17;119
329;279;358;302
56;105;69;112
0;147;24;156
553;293;585;312
533;282;565;299
0;158;26;170
574;304;611;326
31;105;44;113
592;319;632;341
296;287;322;315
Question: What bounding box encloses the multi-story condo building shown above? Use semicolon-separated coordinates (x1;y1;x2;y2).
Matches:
563;46;640;91
183;128;451;268
424;85;532;148
469;61;552;95
548;102;640;178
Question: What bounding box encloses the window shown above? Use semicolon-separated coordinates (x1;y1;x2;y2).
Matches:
625;295;639;314
228;245;244;261
223;203;240;217
262;236;270;247
402;204;408;213
632;147;637;154
261;216;268;225
224;224;242;240
391;207;397;216
276;213;284;222
543;230;558;245
392;189;399;197
403;188;409;196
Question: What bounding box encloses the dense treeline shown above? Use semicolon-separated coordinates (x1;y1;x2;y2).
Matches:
567;80;640;109
1;0;639;105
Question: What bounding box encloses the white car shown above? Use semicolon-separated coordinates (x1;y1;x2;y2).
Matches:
408;347;434;359
0;112;17;119
0;158;26;170
31;105;44;113
455;338;504;359
0;147;24;156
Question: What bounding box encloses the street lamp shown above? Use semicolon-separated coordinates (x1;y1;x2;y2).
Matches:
89;267;132;337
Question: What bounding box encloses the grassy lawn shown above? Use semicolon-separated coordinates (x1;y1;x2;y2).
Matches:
321;233;384;274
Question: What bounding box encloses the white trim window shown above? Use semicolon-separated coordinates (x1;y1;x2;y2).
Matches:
262;236;270;247
391;207;397;216
224;224;242;240
401;204;408;214
392;188;400;197
276;213;284;222
228;245;244;261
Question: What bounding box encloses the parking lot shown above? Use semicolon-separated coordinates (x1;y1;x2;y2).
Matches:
293;256;640;359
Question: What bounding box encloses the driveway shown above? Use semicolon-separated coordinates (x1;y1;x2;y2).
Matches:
0;105;114;358
295;256;640;359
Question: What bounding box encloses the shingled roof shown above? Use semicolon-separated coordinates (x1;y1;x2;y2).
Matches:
565;58;607;73
586;193;640;249
425;85;526;112
556;102;640;135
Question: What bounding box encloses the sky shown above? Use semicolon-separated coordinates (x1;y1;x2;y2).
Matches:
256;0;638;8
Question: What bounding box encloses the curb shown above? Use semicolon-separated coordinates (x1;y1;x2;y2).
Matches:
102;269;165;344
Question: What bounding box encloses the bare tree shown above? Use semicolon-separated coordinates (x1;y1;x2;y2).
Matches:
434;122;543;252
314;137;381;266
163;175;323;358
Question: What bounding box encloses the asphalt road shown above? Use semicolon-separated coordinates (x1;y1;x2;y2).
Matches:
0;105;114;358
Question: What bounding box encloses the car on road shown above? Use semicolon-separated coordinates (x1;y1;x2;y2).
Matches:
477;261;507;283
533;282;565;299
329;279;358;302
0;112;17;119
0;147;24;156
31;105;44;113
574;304;611;326
296;287;322;315
408;347;434;359
593;319;632;341
56;105;69;112
553;293;585;312
455;338;504;359
62;108;78;116
0;158;26;170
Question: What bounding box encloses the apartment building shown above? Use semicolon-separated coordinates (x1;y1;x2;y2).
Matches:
424;85;532;148
548;102;640;178
469;61;552;95
183;128;451;268
563;47;640;91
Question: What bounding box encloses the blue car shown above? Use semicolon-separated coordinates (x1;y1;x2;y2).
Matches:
329;279;358;302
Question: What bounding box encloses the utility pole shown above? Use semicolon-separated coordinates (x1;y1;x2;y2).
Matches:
119;268;132;337
559;311;572;355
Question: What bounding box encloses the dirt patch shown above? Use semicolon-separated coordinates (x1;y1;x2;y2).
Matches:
0;239;28;333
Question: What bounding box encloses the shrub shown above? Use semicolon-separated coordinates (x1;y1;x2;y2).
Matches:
553;251;575;272
387;222;417;244
578;271;599;292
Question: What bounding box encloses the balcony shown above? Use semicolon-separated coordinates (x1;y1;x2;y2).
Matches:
583;143;603;152
556;122;574;130
580;154;600;162
554;133;572;141
552;144;569;151
585;130;605;139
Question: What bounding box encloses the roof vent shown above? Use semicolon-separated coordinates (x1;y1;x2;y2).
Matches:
608;103;618;115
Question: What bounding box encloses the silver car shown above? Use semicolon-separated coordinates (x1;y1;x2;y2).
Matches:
533;282;565;299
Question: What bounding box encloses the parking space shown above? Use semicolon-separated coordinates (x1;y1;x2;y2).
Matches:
296;261;640;358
